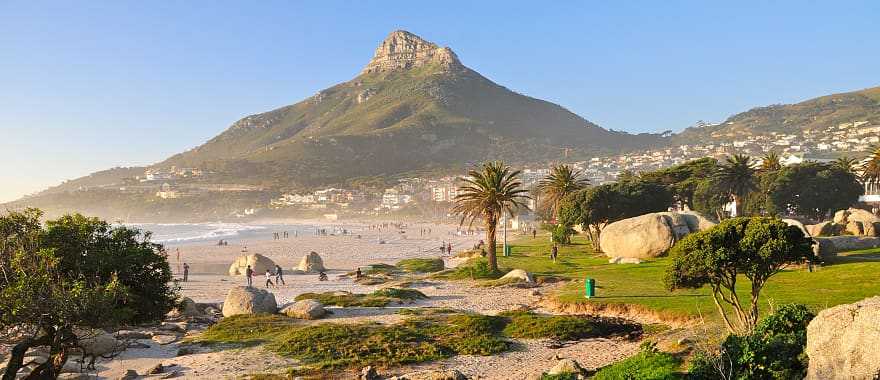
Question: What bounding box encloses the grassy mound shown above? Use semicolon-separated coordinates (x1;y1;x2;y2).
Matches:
363;263;398;275
295;288;427;307
434;258;505;280
198;312;510;371
396;258;445;273
592;343;682;380
501;311;641;341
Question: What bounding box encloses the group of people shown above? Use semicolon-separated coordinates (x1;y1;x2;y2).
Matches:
241;264;328;287
216;240;229;246
439;241;453;255
273;231;293;240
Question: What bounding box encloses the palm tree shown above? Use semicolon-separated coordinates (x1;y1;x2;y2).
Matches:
760;152;781;172
862;145;880;194
536;164;589;221
452;161;530;272
715;154;757;217
833;155;859;175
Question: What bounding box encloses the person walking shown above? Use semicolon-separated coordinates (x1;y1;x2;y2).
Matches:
182;263;189;282
532;229;537;239
551;244;558;263
275;264;285;285
265;269;275;288
447;242;452;254
245;265;253;287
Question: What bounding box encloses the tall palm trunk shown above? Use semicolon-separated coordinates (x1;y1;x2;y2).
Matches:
733;194;743;217
485;213;498;272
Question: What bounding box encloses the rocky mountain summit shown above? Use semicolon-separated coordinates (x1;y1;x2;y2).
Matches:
361;30;462;74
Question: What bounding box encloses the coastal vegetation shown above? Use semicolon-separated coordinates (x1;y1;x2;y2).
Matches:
0;209;177;379
196;310;639;373
294;288;427;307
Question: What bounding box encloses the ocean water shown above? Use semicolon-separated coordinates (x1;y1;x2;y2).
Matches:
126;222;359;245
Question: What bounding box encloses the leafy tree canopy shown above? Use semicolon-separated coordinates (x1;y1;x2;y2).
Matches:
664;217;813;333
765;162;863;220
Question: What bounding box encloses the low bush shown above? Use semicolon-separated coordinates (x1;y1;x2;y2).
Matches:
501;311;641;341
294;288;427;307
688;304;814;379
396;258;445;273
593;342;681;380
364;263;398;275
194;314;299;345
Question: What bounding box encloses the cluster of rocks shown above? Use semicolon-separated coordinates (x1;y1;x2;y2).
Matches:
359;366;467;380
360;30;462;75
808;208;880;237
227;252;326;277
221;286;328;320
600;211;716;260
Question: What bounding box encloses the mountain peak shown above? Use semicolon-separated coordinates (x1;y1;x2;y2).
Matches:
361;30;462;74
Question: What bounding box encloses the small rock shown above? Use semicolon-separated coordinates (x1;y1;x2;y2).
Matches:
159;370;180;379
116;330;150;340
144;363;164;375
118;369;138;380
158;322;186;333
359;365;381;380
128;341;151;349
530;290;541;296
547;358;586;376
281;299;327;320
151;335;178;345
176;346;195;356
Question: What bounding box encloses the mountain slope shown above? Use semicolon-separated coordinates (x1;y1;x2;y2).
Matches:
673;86;880;143
157;30;659;187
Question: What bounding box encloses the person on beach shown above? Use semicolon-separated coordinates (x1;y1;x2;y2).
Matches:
245;265;253;287
274;264;285;285
532;229;537;239
447;242;452;253
318;271;328;281
265;269;275;288
182;263;189;282
355;267;363;279
440;243;446;254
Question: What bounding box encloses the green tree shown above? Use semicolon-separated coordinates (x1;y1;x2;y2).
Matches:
861;145;880;195
715;154;758;217
664;218;813;333
640;158;718;210
0;209;178;379
760;152;782;172
693;179;730;220
765;163;863;220
536;164;589;221
558;179;672;252
452;161;530;272
832;155;858;175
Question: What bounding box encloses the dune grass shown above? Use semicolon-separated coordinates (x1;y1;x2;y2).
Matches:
498;234;880;321
294;288;427;307
396;258;445;273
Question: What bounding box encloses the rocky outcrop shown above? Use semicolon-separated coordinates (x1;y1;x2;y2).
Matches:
361;30;462;74
806;221;838;237
221;286;277;317
297;251;325;273
500;269;534;283
546;358;587;377
76;329;122;357
782;218;811;237
806;296;880;379
833;208;880;236
228;254;276;276
813;236;880;257
281;299;327;320
600;211;716;258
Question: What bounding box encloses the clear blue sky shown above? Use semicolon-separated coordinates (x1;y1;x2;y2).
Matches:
2;1;878;202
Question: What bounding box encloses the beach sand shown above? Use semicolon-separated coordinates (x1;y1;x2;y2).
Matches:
73;222;640;379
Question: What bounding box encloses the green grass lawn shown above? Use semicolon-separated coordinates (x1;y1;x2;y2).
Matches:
498;234;880;321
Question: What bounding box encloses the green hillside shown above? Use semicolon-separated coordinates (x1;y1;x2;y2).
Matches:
673;86;880;143
155;30;660;188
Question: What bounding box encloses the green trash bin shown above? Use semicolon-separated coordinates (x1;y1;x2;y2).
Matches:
585;278;596;298
504;245;511;256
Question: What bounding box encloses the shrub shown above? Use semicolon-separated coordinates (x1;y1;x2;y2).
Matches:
294;291;390;307
196;314;299;344
396;258;445;273
436;258;504;280
364;263;399;275
593;342;681;380
371;288;428;300
500;311;640;341
688;304;814;379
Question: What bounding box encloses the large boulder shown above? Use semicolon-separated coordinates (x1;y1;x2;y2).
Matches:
782;218;811;238
546;358;586;376
76;329;121;357
806;221;837;237
281;299;327;320
600;211;715;258
813;236;880;257
806;296;880;379
499;269;534;283
221;286;277;317
833;208;880;236
297;251;325;273
228;254;276;276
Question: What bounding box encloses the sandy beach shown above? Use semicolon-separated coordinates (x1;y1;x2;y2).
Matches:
66;221;641;379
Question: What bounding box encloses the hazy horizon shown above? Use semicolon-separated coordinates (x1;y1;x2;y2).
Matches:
3;1;879;203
